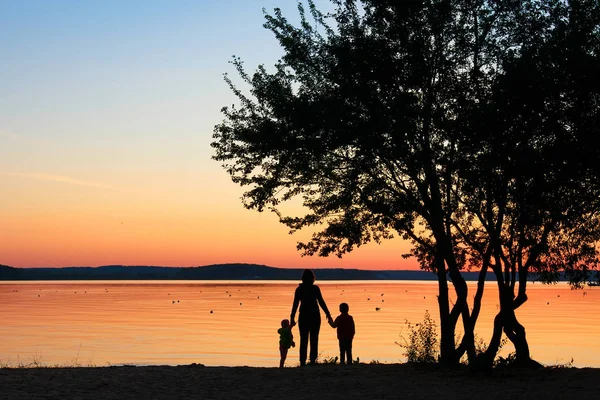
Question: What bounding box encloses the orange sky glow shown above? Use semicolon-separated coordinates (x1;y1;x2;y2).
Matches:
0;167;417;269
0;0;419;270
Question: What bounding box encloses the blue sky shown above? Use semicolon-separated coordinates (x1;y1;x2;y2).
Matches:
0;0;411;269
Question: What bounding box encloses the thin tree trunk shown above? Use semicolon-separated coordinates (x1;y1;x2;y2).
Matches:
482;285;542;370
479;279;511;371
503;312;531;364
481;311;504;370
435;252;455;366
456;263;488;363
444;237;475;365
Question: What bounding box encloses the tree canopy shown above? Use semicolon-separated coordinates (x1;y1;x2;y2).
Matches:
212;0;600;367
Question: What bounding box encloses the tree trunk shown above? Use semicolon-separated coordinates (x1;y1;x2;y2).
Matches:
436;248;475;366
435;253;456;366
503;312;531;363
480;285;542;370
429;213;470;366
457;264;488;364
479;311;504;371
444;239;475;365
479;284;511;371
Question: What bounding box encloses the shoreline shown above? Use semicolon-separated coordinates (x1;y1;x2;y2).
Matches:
2;363;600;399
6;264;593;283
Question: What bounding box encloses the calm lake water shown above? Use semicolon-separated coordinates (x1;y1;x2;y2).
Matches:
1;280;598;367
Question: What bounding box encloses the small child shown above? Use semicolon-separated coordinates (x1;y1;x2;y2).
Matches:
329;302;355;365
278;319;296;368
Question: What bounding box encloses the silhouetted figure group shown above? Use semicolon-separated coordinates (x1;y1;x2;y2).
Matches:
279;269;355;367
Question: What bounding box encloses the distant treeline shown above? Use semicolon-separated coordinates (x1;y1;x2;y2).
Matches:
0;263;528;281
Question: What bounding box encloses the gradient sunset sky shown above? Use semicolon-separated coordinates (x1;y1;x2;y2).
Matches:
0;0;415;269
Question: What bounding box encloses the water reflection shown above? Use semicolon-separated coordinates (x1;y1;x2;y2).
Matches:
0;281;597;367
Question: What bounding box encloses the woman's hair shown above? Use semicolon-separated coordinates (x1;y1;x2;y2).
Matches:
301;269;315;284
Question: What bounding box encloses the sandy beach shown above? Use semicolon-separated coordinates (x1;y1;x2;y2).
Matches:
1;363;599;400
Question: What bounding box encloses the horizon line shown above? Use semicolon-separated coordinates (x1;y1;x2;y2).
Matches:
0;263;426;272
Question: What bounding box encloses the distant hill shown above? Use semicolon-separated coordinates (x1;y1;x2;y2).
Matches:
0;263;499;281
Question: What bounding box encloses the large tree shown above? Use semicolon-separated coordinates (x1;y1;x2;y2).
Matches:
454;0;600;368
212;0;600;367
213;0;481;365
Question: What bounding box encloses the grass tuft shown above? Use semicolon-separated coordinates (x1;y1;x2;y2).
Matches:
0;345;96;368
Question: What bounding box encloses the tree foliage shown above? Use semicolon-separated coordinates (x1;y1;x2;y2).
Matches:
212;0;600;367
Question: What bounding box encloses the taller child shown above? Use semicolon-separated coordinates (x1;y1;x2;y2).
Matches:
329;302;356;365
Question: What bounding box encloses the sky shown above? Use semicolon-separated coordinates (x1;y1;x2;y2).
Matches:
0;0;415;269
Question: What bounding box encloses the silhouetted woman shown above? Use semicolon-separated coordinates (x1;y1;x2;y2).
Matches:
290;269;332;365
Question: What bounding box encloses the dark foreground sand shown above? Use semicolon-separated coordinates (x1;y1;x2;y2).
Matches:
1;363;599;400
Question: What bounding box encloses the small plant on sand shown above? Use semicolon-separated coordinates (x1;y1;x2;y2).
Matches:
457;333;510;366
70;343;83;367
29;354;45;368
319;355;339;364
0;347;96;369
494;351;518;367
315;354;360;365
5;354;47;368
550;358;574;369
396;310;439;363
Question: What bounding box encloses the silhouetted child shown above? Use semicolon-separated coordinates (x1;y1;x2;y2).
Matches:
278;319;296;368
329;302;355;365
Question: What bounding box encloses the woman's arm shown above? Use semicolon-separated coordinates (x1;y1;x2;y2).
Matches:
290;286;300;323
316;286;332;320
